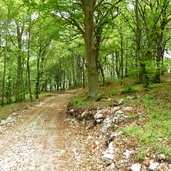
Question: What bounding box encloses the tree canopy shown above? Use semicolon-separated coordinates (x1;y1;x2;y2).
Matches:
0;0;171;105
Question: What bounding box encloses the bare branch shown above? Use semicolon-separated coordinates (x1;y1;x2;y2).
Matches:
59;11;85;36
94;0;105;11
97;0;122;26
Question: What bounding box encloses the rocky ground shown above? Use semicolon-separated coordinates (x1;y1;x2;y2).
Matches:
68;95;171;171
0;93;170;171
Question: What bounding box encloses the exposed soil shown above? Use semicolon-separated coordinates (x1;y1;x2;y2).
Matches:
0;94;104;171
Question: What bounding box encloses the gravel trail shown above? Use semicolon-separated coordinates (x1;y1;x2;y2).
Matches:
0;94;87;171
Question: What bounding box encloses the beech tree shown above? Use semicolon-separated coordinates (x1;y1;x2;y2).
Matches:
45;0;122;97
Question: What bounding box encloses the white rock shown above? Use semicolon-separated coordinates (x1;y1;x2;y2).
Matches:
115;110;124;116
110;132;122;139
112;106;120;112
106;163;115;170
127;96;135;99
108;142;114;149
123;149;133;159
0;120;6;126
102;117;113;133
120;159;128;164
123;106;133;111
102;147;115;164
118;98;124;104
131;163;141;171
102;153;113;162
169;164;171;169
81;110;88;117
94;110;104;123
70;109;74;112
149;161;159;170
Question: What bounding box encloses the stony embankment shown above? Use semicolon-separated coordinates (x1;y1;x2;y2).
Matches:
67;96;171;171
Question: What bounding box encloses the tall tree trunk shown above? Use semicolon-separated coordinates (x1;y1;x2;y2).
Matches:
83;0;99;98
82;57;86;88
115;51;120;78
120;26;124;79
111;53;115;78
135;0;142;83
36;53;40;99
27;18;32;101
1;41;7;107
16;22;24;102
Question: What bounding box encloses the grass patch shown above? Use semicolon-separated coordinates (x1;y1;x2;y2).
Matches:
121;83;171;160
121;86;137;94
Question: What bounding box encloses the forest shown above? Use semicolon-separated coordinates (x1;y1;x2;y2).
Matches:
0;0;171;104
0;0;171;170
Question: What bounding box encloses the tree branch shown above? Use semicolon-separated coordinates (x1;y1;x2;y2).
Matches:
97;0;122;26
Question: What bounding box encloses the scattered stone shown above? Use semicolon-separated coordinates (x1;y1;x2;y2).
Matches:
149;161;160;170
118;98;124;104
120;159;128;164
115;110;124;116
123;149;133;159
106;162;115;170
112;106;120;113
81;110;89;117
110;132;122;139
70;109;74;113
94;110;104;123
169;164;171;169
102;142;115;164
131;163;141;171
127;96;135;99
123;106;133;112
101;151;114;164
102;117;113;133
0;120;7;126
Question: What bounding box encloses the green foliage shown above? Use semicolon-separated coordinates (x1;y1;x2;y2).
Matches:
70;97;86;107
122;123;143;135
107;89;116;97
135;148;146;161
121;86;137;94
159;147;171;159
122;84;171;160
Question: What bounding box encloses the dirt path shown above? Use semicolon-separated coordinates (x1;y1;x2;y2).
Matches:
0;94;92;171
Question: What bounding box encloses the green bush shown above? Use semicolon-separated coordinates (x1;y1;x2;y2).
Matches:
121;86;137;94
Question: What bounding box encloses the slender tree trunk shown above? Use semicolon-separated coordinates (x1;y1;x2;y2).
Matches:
115;51;120;78
82;57;86;88
120;27;124;79
111;53;115;78
125;38;128;77
27;18;32;101
16;23;24;102
95;23;105;84
36;54;40;99
1;43;7;107
135;0;142;83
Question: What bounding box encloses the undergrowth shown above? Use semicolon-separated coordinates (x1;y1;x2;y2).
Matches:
122;83;171;160
70;79;171;161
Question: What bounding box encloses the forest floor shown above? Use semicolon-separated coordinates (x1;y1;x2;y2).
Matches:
0;76;171;171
